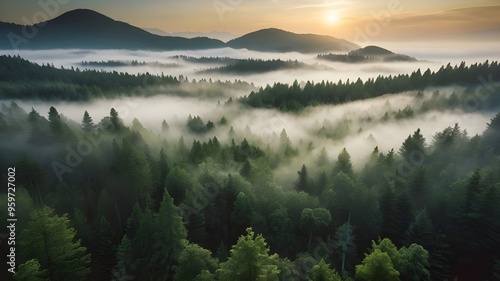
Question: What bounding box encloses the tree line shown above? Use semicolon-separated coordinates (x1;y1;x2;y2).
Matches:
240;61;500;111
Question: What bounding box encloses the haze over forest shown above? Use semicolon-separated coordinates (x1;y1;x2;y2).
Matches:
1;3;500;281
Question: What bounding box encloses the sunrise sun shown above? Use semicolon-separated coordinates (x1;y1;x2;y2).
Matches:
325;10;341;25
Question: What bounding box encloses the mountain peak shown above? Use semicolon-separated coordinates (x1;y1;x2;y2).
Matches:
227;28;359;53
48;9;115;25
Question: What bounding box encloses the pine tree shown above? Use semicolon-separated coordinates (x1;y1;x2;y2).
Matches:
20;207;91;281
14;259;47;281
311;260;342;281
333;148;353;177
217;228;280;281
173;244;218;281
295;164;311;193
48;106;63;135
93;216;116;280
81;110;94;133
150;191;188;280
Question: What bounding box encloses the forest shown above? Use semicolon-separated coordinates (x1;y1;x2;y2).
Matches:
241;61;500;111
1;55;500;281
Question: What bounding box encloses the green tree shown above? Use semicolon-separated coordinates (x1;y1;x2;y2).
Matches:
311;260;341;281
81;110;94;133
399;128;425;160
295;164;311;193
93;216;116;280
48;106;63;135
482;112;500;154
403;209;433;250
14;259;47;281
299;208;332;251
399;244;430;281
20;207;91;281
355;249;400;281
174;244;218;281
151;191;189;280
109;108;122;131
333;148;353;177
217;228;280;281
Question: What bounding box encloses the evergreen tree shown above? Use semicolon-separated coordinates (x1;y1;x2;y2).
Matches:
333;148;353;177
150;192;189;280
399;128;425;161
14;259;47;281
48;106;63;135
173;244;218;281
299;208;332;251
295;164;311;193
217;228;280;281
93;216;116;280
81;110;94;133
20;207;91;281
109;108;122;131
399;244;430;281
311;260;342;281
403;209;433;250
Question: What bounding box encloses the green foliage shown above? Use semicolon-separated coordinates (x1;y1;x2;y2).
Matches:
333;148;353;177
217;228;280;281
355;249;400;281
300;208;332;250
115;192;188;280
241;61;500;111
81;110;94;133
14;259;47;281
0;55;179;100
399;244;430;281
311;260;342;281
20;207;91;281
174;244;218;281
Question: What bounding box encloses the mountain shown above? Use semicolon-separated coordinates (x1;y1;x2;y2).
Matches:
349;46;395;56
227;28;359;53
318;45;417;63
0;10;359;53
0;9;225;50
143;29;237;42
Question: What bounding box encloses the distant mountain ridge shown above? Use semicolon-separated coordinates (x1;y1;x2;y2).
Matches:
227;28;359;53
0;9;359;53
0;9;225;50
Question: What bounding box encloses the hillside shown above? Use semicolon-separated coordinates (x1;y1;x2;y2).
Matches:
227;28;359;53
0;9;225;50
318;45;417;63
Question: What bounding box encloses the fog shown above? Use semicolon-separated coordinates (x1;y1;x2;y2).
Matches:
3;42;499;87
9;85;495;171
2;45;498;188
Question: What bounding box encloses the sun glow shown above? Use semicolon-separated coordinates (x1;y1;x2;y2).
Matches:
325;10;341;25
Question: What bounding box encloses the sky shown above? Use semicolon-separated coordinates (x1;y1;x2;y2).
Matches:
1;0;499;42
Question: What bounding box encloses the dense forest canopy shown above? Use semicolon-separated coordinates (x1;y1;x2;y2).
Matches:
1;54;500;281
240;61;500;111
